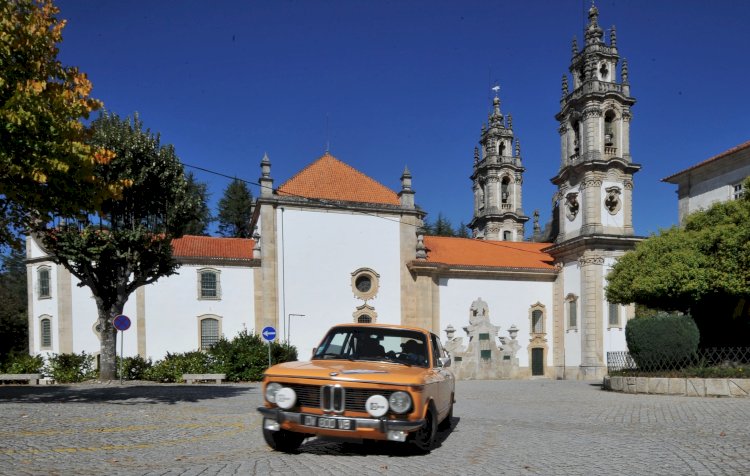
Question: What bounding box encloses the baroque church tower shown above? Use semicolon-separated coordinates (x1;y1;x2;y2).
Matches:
546;4;641;380
469;91;529;241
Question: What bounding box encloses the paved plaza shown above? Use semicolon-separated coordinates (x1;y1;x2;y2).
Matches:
1;379;749;475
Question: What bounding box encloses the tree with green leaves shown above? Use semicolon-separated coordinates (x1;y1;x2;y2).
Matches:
183;172;212;236
34;112;200;380
217;178;253;238
1;0;103;250
0;245;28;361
424;212;457;237
606;179;750;346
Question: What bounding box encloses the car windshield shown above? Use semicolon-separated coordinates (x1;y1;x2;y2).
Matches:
312;327;429;368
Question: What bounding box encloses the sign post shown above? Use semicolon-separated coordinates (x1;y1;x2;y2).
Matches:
261;326;277;368
113;315;131;384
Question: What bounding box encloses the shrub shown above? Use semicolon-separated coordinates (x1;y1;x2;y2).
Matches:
46;352;97;383
208;330;298;382
625;313;700;371
1;353;45;374
144;351;218;383
116;355;153;380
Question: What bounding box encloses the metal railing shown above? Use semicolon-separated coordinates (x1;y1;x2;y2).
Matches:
607;348;750;377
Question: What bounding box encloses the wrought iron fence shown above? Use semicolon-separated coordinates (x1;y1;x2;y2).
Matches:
607;347;750;377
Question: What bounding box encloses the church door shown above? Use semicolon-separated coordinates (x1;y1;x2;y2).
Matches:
531;348;544;376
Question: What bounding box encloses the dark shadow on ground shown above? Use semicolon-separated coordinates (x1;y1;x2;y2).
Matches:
0;383;259;405
298;416;461;457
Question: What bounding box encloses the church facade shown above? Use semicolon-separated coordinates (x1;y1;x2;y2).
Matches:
27;5;638;380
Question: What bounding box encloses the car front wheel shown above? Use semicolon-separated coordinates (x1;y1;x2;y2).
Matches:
262;419;306;452
411;407;436;452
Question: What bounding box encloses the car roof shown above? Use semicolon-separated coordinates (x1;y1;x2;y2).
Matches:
330;323;432;335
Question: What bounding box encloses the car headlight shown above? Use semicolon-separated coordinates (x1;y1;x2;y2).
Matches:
275;387;297;410
265;382;282;403
366;394;389;417
388;391;412;414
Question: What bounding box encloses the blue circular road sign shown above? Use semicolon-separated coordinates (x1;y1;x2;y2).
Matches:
261;326;277;342
113;315;131;331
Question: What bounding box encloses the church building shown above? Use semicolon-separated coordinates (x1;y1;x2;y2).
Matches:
27;5;639;380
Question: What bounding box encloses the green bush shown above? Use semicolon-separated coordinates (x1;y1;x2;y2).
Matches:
625;313;700;371
1;353;45;374
144;351;218;383
208;330;298;382
116;355;153;380
46;352;97;383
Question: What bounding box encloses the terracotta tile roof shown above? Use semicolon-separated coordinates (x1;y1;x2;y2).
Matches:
662;139;750;182
423;236;555;270
172;235;254;260
277;153;401;206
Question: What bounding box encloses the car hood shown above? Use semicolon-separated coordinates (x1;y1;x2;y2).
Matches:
264;360;432;386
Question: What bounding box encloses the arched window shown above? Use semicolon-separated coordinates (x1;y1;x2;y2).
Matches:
503;230;512;241
528;303;546;335
38;266;51;299
571;120;581;157
604;110;616;147
501;176;510;204
499;141;506;156
197;268;221;300
40;316;52;349
199;316;220;350
353;304;377;324
357;315;372;324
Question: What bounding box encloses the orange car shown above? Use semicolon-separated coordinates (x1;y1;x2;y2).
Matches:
257;323;455;452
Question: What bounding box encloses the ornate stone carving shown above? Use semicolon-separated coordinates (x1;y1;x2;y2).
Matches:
578;255;605;266
604;186;622;215
583;106;602;119
565;192;579;221
580;179;603;190
624;180;634;190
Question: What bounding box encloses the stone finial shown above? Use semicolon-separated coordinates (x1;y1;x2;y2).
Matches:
415;232;427;260
260;152;271;178
572;36;578;57
533;210;541;237
507;114;513;130
474;146;480;165
400;166;412;191
561;74;569;98
515;138;521;157
610;25;617;48
585;2;604;45
493;95;501;116
508;324;519;340
621;58;629;83
399;165;415;208
584;54;593;79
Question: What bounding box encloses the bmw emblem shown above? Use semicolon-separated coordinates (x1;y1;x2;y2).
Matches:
330;372;338;376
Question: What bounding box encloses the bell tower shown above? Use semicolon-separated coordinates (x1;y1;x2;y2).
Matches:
546;4;642;381
552;4;640;240
469;89;529;241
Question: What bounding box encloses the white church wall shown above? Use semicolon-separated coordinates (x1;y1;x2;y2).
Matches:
145;264;254;359
437;277;555;368
562;262;582;367
277;208;402;360
70;281;138;356
603;258;627;354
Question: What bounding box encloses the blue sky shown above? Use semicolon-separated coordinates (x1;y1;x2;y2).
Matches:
56;0;750;237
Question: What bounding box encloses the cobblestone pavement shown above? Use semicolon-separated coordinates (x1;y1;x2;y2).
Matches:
1;379;749;475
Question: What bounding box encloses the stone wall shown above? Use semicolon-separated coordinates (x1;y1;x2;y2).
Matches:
604;376;750;398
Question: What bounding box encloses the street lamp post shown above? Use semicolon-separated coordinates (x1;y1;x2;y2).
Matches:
287;313;305;345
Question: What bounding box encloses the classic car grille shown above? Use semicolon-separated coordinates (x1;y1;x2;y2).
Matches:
287;384;394;412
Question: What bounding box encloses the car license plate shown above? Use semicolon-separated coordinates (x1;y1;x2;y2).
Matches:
303;415;356;430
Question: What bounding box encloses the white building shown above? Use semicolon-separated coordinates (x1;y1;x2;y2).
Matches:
662;140;750;224
27;5;639;380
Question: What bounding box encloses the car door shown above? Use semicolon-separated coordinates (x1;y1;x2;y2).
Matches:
430;333;454;417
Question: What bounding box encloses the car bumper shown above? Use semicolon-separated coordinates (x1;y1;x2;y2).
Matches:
257;406;425;440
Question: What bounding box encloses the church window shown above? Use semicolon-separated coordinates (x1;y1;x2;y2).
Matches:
733;183;745;200
353;304;377;323
499;141;506;156
572;120;581;157
528;303;546;335
199;316;221;350
566;294;578;330
40;316;52;349
38;266;51;299
503;231;512;241
198;268;221;300
501;177;510;203
608;302;621;328
604;110;616;147
599;62;609;81
357;315;372;324
351;268;379;301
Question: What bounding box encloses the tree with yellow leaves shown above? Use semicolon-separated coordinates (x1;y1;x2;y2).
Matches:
0;0;102;249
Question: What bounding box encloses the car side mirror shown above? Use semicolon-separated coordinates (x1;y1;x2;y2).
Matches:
439;356;451;368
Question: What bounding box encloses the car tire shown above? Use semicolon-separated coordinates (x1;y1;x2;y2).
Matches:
438;397;453;431
262;419;306;452
411;406;436;453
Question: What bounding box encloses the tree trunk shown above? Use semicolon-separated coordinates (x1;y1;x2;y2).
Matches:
97;305;122;381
